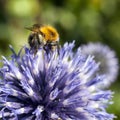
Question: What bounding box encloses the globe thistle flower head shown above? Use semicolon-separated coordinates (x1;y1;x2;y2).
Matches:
0;42;115;119
81;42;119;87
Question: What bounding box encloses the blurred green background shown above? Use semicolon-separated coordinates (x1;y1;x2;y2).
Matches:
0;0;120;119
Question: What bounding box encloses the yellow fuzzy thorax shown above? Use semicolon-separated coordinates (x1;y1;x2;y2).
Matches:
40;25;59;42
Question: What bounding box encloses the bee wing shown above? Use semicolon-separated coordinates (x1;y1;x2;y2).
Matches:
25;26;34;31
25;24;42;32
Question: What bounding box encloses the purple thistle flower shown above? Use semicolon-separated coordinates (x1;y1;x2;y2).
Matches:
81;42;119;88
0;42;115;120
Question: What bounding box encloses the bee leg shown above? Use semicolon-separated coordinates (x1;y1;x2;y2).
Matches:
52;41;60;55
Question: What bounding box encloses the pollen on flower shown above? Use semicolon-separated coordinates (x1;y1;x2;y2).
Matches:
28;79;35;86
5;102;12;107
75;107;84;112
16;72;23;80
28;88;34;97
11;90;19;96
63;87;71;94
87;85;96;92
62;99;69;106
51;112;61;119
92;102;99;109
17;108;26;113
79;72;88;82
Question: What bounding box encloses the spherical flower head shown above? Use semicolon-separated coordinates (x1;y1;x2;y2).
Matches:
81;42;119;87
0;42;115;120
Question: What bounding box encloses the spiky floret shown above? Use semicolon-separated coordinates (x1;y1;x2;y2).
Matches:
0;42;114;120
81;42;119;87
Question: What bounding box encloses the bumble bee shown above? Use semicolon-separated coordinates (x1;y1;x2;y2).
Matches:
26;24;60;53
